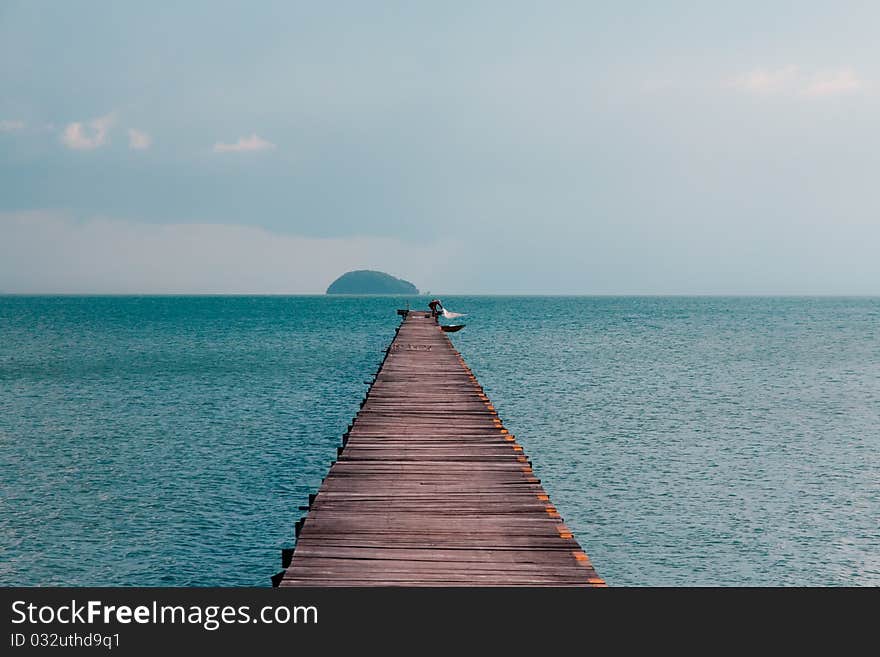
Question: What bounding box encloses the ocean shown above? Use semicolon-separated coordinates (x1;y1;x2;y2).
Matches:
1;296;877;586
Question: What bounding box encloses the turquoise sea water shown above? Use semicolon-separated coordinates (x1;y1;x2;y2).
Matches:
1;296;878;586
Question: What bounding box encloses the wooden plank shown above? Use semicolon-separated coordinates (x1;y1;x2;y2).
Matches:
279;310;605;587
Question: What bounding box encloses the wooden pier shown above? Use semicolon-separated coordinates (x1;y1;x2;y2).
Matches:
276;311;605;587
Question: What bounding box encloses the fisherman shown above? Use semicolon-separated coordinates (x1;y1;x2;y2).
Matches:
428;298;444;318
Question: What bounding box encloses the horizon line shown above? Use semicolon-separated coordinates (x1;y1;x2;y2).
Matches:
2;292;879;298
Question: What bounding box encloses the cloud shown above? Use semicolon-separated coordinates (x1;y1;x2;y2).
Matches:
0;119;25;132
0;212;455;294
128;128;152;150
213;133;276;153
61;113;115;150
803;69;867;97
728;66;799;93
727;67;868;98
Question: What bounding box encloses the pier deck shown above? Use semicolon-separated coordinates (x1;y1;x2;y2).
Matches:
277;311;605;586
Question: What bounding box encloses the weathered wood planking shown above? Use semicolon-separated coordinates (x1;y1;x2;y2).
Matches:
278;310;605;587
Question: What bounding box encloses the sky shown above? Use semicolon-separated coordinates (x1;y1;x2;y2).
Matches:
1;1;878;294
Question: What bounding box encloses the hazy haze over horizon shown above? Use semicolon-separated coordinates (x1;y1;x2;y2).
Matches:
2;2;879;294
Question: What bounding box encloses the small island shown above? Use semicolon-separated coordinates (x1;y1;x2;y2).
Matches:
326;270;419;295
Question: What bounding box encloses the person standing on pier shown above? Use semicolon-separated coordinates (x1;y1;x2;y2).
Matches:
428;298;444;318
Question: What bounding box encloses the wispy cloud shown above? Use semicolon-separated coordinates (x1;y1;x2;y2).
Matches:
727;67;868;98
61;113;115;150
0;119;25;132
213;133;276;153
728;66;799;94
128;128;152;150
803;69;867;97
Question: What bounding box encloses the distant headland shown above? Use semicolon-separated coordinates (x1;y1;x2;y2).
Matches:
326;270;419;295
